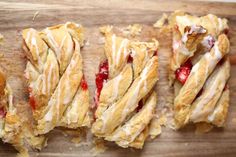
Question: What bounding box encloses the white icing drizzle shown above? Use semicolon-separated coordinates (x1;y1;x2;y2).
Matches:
182;25;206;43
116;39;129;66
121;59;153;120
208;100;222;122
191;74;223;121
111;34;116;69
46;64;54;95
217;18;223;33
201;35;215;51
45;28;61;61
44;106;53;121
111;34;129;72
112;74;123;100
214;42;222;60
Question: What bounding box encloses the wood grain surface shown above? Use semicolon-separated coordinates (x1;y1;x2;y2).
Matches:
0;0;236;157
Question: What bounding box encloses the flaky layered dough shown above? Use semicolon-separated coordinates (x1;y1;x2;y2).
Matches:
0;70;46;156
169;12;231;130
92;30;159;149
22;22;90;135
174;34;230;128
169;11;228;84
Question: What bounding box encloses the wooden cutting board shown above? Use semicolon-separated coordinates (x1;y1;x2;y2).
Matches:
0;0;236;157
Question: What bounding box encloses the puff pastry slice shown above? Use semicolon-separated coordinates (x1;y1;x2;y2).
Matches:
0;70;46;156
169;12;230;129
22;22;90;135
92;29;159;149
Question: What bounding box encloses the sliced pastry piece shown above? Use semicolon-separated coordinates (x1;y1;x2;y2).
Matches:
0;70;46;156
92;28;159;149
169;11;230;129
22;22;90;135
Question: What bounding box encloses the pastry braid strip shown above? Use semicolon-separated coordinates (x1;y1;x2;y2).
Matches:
105;91;156;148
105;34;130;78
60;85;90;128
174;34;230;128
128;127;149;149
190;58;230;123
208;88;229;127
95;64;133;119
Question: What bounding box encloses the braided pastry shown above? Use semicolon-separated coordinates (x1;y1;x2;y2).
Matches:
0;70;46;156
22;22;90;135
169;11;230;129
92;28;159;149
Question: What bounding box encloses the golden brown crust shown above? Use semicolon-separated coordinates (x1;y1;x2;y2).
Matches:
92;29;159;149
208;89;230;127
174;34;230;128
22;22;90;135
92;57;158;136
189;59;230;123
95;64;133;118
0;74;46;155
104;34;130;78
105;91;156;148
169;12;231;130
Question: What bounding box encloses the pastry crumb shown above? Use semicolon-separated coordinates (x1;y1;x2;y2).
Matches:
85;40;90;46
100;25;113;35
149;115;167;139
195;122;213;134
153;13;168;28
122;24;142;37
91;138;107;156
32;11;39;21
71;136;81;144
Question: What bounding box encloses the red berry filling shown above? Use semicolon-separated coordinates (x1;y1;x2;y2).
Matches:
29;95;36;110
136;100;143;112
175;60;193;84
80;75;88;90
223;84;228;91
94;59;109;108
153;50;158;56
0;107;6;118
127;54;133;63
28;87;36;110
223;29;229;35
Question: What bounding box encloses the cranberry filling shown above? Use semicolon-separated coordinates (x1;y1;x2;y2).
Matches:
28;87;36;110
0;107;6;118
175;60;193;84
153;50;158;56
94;59;109;108
127;54;133;63
29;95;36;110
136;100;143;112
80;75;88;90
223;29;229;35
223;84;228;91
